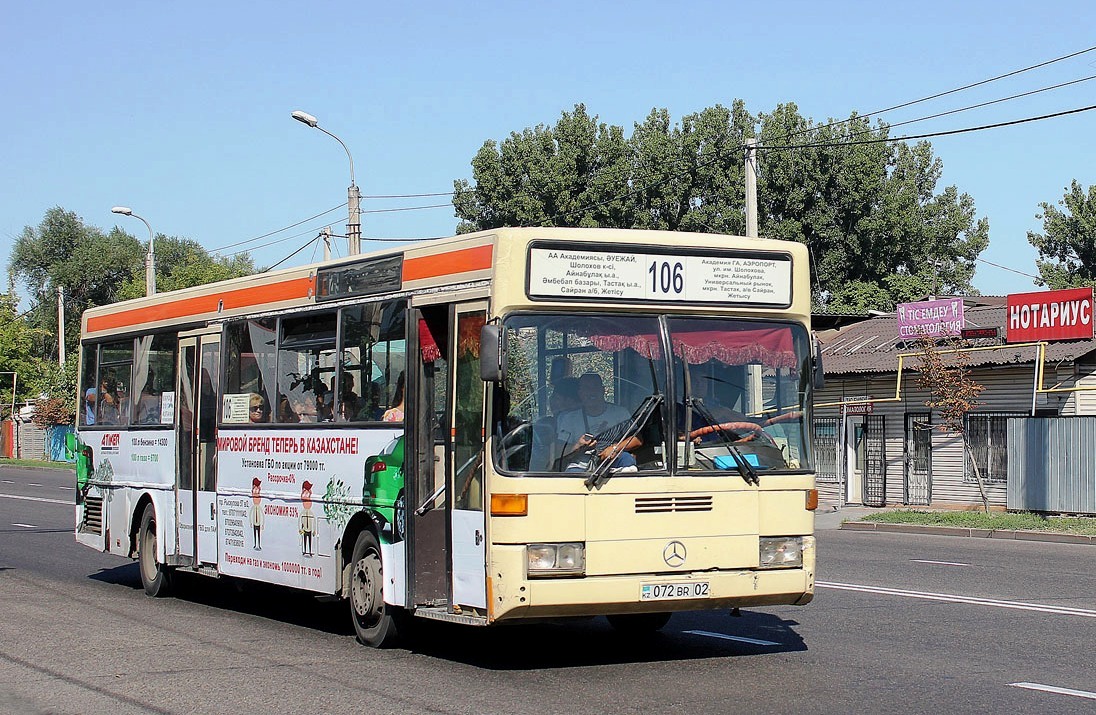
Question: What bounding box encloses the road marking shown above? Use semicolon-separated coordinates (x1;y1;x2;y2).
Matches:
12;523;36;528
1010;682;1096;700
0;480;13;484
0;492;71;506
911;559;971;566
684;630;780;646
58;486;75;490
27;482;42;487
817;581;1096;618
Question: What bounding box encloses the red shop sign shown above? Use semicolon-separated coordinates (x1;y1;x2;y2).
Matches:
1006;287;1094;342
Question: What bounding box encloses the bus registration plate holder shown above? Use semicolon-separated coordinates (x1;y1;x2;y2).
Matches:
640;581;710;601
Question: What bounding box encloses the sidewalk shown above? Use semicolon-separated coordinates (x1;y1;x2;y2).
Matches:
818;502;1096;545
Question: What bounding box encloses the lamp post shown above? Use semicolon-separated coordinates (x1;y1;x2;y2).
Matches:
112;206;156;295
291;110;361;255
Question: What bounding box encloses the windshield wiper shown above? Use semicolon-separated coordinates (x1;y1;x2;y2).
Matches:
586;393;664;490
690;398;759;485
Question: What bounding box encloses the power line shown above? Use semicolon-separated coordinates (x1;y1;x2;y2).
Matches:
262;235;322;272
976;256;1040;280
208;202;347;252
758;102;1096;151
362;191;454;199
775;44;1096;143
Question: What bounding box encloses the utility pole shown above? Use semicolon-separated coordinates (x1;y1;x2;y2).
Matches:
56;286;65;366
321;227;332;261
744;138;759;238
347;183;361;256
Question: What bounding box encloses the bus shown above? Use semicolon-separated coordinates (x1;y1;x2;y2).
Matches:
72;227;821;647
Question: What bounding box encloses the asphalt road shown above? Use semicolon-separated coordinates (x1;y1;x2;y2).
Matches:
2;465;1095;715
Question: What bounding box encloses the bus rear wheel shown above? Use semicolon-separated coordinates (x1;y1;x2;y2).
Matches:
607;612;672;634
138;503;174;597
349;530;399;647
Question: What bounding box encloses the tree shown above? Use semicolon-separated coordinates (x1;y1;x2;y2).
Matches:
453;102;991;312
453;102;754;234
0;292;43;415
912;335;988;512
1028;180;1096;289
757;104;988;311
116;236;255;302
9;207;144;361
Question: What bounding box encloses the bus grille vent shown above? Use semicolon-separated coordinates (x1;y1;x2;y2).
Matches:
634;495;713;513
81;496;104;534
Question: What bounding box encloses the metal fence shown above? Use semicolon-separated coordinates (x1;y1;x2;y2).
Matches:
1007;416;1096;515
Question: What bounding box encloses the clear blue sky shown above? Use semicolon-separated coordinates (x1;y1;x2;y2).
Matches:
2;1;1094;297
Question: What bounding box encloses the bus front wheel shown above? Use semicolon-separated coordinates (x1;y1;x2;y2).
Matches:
138;503;174;597
607;612;672;634
349;530;399;647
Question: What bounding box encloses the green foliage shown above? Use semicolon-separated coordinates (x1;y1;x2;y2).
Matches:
859;509;1096;536
453;102;990;312
0;292;42;410
116;236;255;301
758;107;987;309
1028;180;1096;289
9;208;143;360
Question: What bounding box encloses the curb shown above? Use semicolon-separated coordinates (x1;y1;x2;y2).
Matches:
840;521;1096;545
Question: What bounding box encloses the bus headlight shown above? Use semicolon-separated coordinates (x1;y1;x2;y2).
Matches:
758;537;803;569
527;542;585;577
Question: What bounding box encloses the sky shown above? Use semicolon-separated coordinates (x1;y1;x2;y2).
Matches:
2;1;1094;299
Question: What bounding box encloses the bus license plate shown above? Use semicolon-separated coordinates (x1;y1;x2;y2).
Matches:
640;581;710;601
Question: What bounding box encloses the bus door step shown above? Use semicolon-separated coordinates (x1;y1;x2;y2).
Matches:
413;606;488;627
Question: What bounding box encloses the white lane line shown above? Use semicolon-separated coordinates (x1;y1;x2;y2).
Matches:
911;559;971;566
683;630;780;646
57;486;74;490
0;492;71;506
1010;682;1096;700
0;480;13;484
817;581;1096;618
12;523;36;528
27;483;42;487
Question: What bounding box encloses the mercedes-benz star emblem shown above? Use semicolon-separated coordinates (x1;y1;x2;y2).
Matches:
663;540;687;568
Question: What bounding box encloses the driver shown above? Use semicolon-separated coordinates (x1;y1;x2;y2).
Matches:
555;373;641;470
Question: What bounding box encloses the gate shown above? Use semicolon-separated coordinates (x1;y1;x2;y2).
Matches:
862;415;887;507
904;412;932;505
813;417;839;484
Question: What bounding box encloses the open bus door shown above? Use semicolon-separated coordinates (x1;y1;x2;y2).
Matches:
406;301;488;615
176;331;220;567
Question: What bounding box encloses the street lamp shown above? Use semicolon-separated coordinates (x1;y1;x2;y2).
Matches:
112;206;156;295
291;110;361;255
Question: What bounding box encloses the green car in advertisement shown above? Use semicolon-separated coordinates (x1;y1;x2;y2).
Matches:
364;435;405;541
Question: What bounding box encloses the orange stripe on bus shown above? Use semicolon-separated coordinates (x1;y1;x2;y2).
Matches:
86;276;316;333
403;245;493;282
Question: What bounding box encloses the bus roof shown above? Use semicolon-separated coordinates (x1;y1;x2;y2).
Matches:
81;227;808;339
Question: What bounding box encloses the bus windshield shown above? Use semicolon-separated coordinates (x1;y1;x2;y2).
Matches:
493;313;813;477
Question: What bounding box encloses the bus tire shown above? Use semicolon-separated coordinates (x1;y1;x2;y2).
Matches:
349;530;399;647
606;612;672;634
138;503;173;597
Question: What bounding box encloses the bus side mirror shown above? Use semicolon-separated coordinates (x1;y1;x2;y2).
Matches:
813;334;825;390
480;323;506;383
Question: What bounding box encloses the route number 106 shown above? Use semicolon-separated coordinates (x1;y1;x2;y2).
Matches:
648;260;684;295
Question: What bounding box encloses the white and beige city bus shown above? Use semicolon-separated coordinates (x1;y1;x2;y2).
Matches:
73;227;821;647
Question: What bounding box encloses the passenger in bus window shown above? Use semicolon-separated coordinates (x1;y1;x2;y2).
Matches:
382;373;405;422
136;373;161;425
356;381;385;421
93;374;122;425
249;393;269;423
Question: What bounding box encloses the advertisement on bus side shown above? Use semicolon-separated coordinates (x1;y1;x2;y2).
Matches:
215;428;404;595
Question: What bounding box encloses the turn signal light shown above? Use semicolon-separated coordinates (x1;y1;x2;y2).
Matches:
805;489;819;511
491;493;528;516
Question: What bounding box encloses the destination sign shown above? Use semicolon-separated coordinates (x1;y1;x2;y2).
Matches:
316;255;403;301
527;246;792;306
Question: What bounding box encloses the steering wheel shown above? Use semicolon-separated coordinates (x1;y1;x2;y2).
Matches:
688;421;773;445
498;422;532;462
